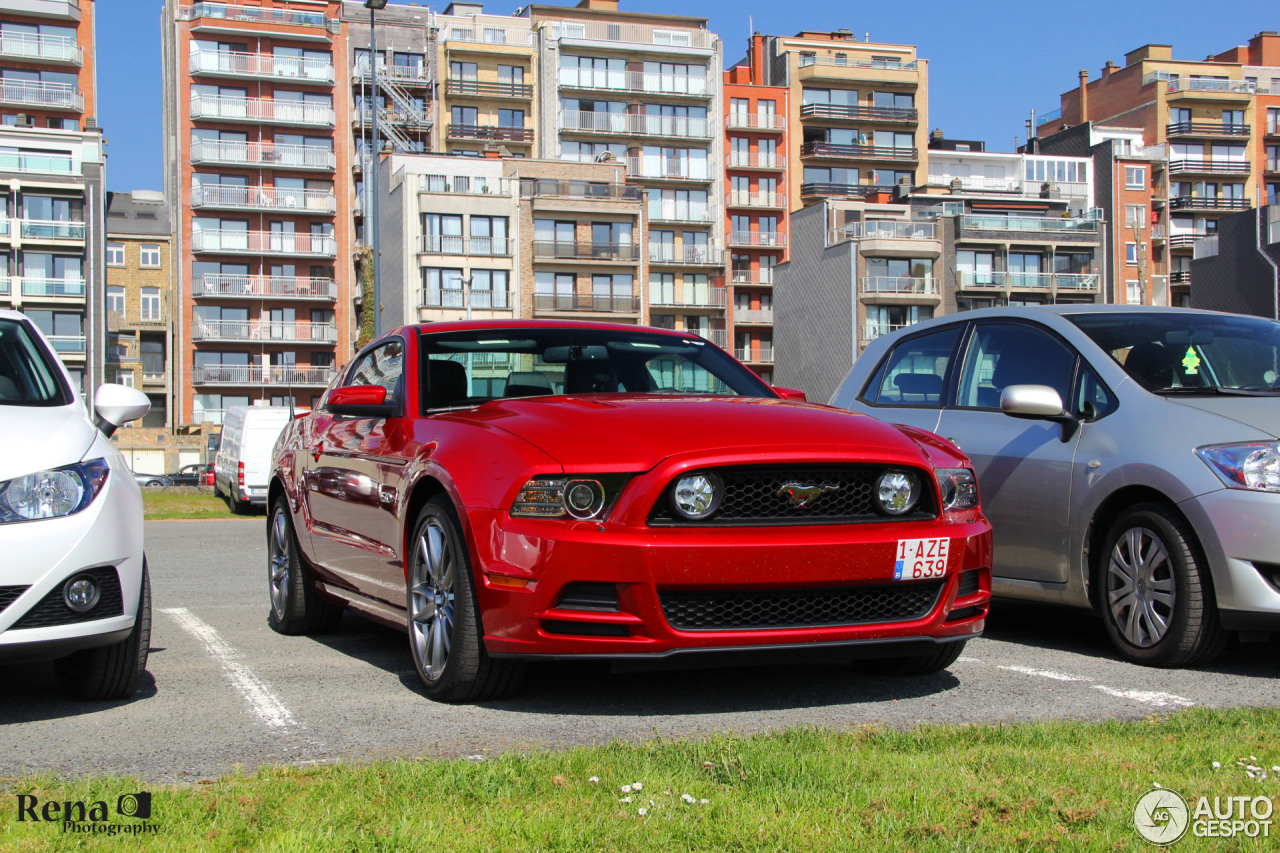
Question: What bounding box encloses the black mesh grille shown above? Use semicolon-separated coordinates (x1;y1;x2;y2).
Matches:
648;465;937;526
0;585;29;614
11;567;124;629
956;570;981;598
660;580;945;631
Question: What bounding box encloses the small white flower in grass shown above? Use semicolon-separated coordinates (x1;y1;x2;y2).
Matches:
621;785;632;794
699;799;709;806
1273;766;1280;773
588;776;599;783
619;796;632;804
1212;761;1222;769
1251;755;1259;762
1152;782;1162;789
638;808;648;817
681;793;696;803
633;782;643;791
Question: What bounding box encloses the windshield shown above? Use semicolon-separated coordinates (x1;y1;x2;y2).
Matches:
0;317;72;407
418;327;773;410
1068;312;1280;394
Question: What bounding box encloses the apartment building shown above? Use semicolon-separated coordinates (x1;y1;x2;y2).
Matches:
161;0;350;425
436;3;534;156
105;190;171;426
1190;205;1280;318
1035;32;1280;306
0;0;103;402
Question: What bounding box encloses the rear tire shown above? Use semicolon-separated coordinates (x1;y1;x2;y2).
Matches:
406;496;525;703
229;484;246;515
55;565;152;701
267;497;342;635
859;640;966;675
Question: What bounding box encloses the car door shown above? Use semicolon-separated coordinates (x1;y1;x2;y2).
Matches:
933;320;1083;585
852;322;967;435
305;337;408;604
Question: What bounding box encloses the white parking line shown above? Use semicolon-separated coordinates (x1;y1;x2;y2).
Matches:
162;607;305;732
982;660;1196;709
997;665;1088;682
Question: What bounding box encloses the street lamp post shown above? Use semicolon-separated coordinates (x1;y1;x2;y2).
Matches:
365;0;388;336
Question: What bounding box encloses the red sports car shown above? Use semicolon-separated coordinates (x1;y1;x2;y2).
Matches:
268;321;992;702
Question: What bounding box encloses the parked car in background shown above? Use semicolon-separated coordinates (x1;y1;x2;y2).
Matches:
0;309;154;699
165;463;210;487
268;321;992;703
833;306;1280;667
132;471;169;489
214;406;292;514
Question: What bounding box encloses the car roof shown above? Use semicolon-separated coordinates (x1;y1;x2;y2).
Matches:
0;308;28;322
398;319;703;338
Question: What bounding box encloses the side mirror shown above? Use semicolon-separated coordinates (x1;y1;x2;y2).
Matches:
1000;384;1065;419
773;386;807;402
327;385;399;418
94;384;150;437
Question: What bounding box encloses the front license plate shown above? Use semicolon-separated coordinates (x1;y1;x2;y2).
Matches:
894;537;950;581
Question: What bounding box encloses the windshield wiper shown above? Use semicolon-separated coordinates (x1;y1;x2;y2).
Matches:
1149;385;1280;397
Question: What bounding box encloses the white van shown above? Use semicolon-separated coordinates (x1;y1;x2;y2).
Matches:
214;406;292;514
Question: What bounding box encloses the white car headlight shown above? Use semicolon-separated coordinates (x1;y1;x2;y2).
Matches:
0;459;111;523
1196;442;1280;493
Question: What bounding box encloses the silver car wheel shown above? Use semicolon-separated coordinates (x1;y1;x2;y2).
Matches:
1107;525;1175;648
268;507;291;620
409;519;456;680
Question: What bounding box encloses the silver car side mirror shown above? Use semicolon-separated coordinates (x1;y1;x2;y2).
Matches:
1000;384;1065;419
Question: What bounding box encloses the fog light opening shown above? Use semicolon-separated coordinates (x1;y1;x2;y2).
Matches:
63;576;101;613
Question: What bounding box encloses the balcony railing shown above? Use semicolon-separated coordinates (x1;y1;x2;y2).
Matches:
799;103;917;122
532;293;641;313
726;191;783;209
1168;158;1251;175
1166;78;1256;95
420;235;510;256
552;20;710;49
519;179;641;201
445;79;533;99
955;270;1099;291
834;221;936;241
728;231;787;248
446;124;533;142
863;323;909;342
190;50;334;83
648;207;714;224
1169;196;1250;211
190;95;336;128
735;347;774;364
648;245;725;265
533;241;640;261
0;276;7;295
801;182;891;199
960;214;1100;233
189;139;337;171
0;32;83;65
353;61;432;87
21;277;85;297
420;289;511;310
18;219;86;240
724;113;785;131
1055;273;1100;290
861;276;938;295
439;25;534;47
191;365;336;387
191;229;337;257
1166;122;1249;137
194;274;337;300
1167;232;1209;248
797;56;917;71
191;318;337;343
0;80;82;111
560;110;712;139
417;175;513;196
726;153;781;170
0;151;78;175
559;68;711;97
730;270;774;286
191;185;337;214
1170;270;1192;284
178;3;337;31
623;157;710;182
801;141;918;161
733;308;773;324
47;335;86;354
648;286;727;308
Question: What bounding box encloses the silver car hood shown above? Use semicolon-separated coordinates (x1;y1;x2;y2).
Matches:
1167;397;1280;440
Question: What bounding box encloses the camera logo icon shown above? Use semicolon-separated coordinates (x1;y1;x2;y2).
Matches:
117;793;152;819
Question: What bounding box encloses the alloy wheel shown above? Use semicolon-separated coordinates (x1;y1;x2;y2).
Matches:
409;518;456;680
1107;525;1176;648
268;508;291;620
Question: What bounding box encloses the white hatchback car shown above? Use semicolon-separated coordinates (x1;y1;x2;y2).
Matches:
0;309;153;699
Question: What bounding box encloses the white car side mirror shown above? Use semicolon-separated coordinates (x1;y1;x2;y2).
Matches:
1000;384;1065;419
94;384;151;437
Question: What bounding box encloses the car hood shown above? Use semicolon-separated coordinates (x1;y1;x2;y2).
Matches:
1166;396;1280;440
445;394;931;470
0;403;96;481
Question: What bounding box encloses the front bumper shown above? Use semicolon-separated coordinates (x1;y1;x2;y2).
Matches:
0;461;145;661
1181;487;1280;631
466;509;992;658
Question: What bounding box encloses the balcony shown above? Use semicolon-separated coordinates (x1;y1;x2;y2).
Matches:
730;270;774;287
0;80;82;111
647;207;714;224
833;220;937;242
189;139;336;171
190;50;334;84
420;235;510;256
418;175;514;196
559;68;711;98
18;219;86;241
190;95;336;128
648;245;725;265
353;62;432;89
560;110;712;140
623;157;711;182
446;124;533;142
0;275;7;295
799;103;917;123
1168;158;1251;175
0;31;83;66
0;150;78;176
353;105;431;129
552;20;711;51
648;286;726;309
728;231;787;249
21;277;85;297
733;308;773;324
445;79;533;99
519;179;641;201
801;141;918;162
724;113;785;132
1170;270;1192;284
801;182;889;200
863;323;909;343
1165;122;1249;138
726;152;781;171
47;335;86;355
420;289;511;310
735;347;774;364
191;229;337;258
726;191;783;209
532;293;641;313
959;214;1100;234
955;271;1099;291
860;276;938;296
533;241;640;261
178;3;337;30
1165;78;1256;95
796;55;919;84
191;365;336;388
191;184;337;214
438;24;534;48
1167;232;1209;248
194;274;337;301
191;318;337;344
1169;196;1250;211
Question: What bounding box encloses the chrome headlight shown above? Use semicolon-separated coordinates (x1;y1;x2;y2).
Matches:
874;470;919;516
1196;442;1280;492
935;468;979;511
0;459;111;523
511;475;627;520
671;472;722;521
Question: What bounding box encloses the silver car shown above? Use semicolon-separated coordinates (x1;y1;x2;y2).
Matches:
832;305;1280;667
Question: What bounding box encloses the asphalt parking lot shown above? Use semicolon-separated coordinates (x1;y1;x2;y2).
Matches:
4;519;1280;783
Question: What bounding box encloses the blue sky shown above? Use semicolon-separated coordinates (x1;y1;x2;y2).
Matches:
100;0;1276;192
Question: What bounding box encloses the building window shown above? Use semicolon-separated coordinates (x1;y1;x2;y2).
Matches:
141;340;164;377
1125;243;1138;265
1125;166;1146;189
1126;280;1142;305
1125;204;1145;231
106;285;125;314
140;244;161;268
107;242;125;266
140;288;161;321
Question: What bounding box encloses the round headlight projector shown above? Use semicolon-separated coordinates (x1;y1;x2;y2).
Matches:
563;479;606;519
671;472;722;520
875;470;919;516
63;575;101;613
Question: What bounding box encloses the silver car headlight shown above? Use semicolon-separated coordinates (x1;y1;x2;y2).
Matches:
1196;442;1280;493
935;468;979;510
0;459;111;523
874;470;920;515
510;475;630;520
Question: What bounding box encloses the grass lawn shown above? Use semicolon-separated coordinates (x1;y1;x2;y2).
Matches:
142;489;250;521
2;707;1277;851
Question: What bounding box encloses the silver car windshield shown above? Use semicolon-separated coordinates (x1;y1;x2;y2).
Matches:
0;318;71;407
1068;312;1280;395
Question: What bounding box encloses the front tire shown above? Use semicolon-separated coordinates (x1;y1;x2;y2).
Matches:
55;565;152;701
859;640;966;675
406;497;525;703
1100;503;1226;667
267;497;341;634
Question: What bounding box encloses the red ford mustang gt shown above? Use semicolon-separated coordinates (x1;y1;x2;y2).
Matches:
268;320;992;702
